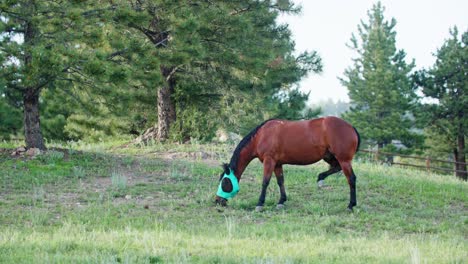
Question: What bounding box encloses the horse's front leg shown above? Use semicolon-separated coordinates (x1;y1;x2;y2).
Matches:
274;165;287;209
256;157;275;212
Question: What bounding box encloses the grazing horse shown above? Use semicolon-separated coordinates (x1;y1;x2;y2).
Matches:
215;116;361;211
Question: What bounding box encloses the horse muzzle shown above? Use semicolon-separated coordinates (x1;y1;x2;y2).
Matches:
215;196;228;206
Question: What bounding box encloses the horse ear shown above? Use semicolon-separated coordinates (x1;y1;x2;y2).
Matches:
222;163;230;174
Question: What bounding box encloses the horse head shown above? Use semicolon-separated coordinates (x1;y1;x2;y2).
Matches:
215;163;239;206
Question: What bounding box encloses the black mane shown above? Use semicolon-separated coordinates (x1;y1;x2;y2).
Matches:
228;119;275;172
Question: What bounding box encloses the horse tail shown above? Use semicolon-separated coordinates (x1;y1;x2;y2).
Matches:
353;126;361;153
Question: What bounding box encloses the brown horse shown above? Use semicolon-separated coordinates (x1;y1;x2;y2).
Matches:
215;116;361;211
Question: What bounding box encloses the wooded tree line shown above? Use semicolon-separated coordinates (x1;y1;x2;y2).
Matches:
341;3;467;179
1;0;322;146
0;1;466;179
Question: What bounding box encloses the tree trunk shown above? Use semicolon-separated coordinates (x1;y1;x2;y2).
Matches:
156;66;176;141
133;66;176;144
22;14;45;150
455;132;467;180
23;89;46;150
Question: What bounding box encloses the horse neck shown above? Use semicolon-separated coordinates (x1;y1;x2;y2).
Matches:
231;143;256;180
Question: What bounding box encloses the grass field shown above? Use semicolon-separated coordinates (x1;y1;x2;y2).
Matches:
0;141;466;263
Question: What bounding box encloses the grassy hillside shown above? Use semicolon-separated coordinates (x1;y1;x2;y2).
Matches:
0;141;466;263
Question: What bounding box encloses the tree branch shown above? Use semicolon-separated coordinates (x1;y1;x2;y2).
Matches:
33;75;57;93
107;48;129;60
126;19;171;47
165;64;184;81
81;5;117;18
230;4;252;16
0;8;29;21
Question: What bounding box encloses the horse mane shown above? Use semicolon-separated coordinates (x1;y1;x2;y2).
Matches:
228;119;276;172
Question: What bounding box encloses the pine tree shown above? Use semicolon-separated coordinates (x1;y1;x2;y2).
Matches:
341;2;420;151
115;0;321;142
415;28;467;180
0;1;125;149
1;1;321;145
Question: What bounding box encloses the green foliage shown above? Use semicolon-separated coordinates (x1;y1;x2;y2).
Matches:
117;0;322;140
275;88;322;120
1;1;321;145
64;113;128;142
0;1;116;90
0;0;156;145
415;28;467;155
341;2;422;150
40;83;139;142
170;104;219;142
0;95;22;139
39;88;73;141
0;68;22;139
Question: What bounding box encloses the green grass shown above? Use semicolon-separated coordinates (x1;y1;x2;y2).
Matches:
0;142;466;263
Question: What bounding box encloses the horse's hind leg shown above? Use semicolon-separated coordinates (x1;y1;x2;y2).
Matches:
317;152;341;187
317;166;341;188
338;161;357;210
274;165;287;209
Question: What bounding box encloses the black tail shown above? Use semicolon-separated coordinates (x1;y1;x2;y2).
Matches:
353;127;361;153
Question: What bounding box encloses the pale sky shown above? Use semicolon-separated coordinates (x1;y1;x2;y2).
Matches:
279;0;468;103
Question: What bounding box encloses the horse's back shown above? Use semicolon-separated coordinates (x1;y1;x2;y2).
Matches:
255;118;327;164
254;117;358;164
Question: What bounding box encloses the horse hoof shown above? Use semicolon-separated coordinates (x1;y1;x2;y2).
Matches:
255;206;263;212
347;207;354;212
317;180;330;189
276;204;285;210
317;180;325;188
